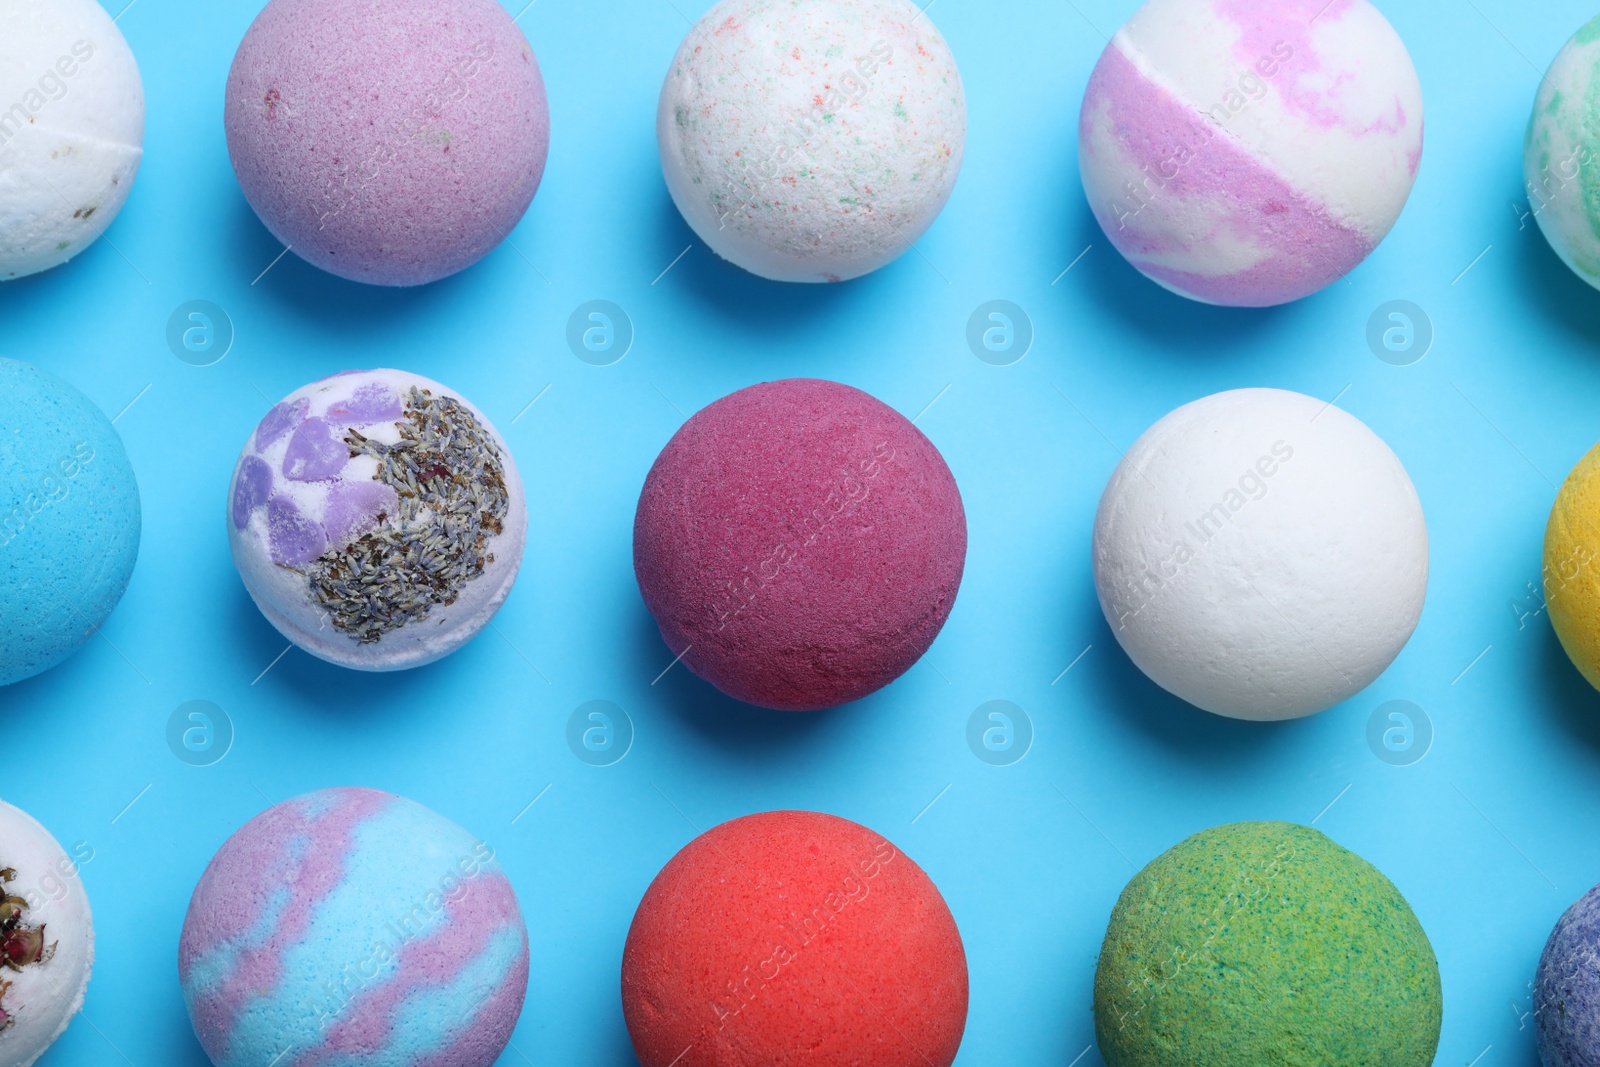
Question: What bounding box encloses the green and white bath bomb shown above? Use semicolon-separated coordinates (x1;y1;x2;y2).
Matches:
1527;15;1600;290
0;0;144;281
1093;822;1441;1067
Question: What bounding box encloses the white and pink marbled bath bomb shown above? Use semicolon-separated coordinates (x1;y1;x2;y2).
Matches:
1079;0;1423;307
224;0;550;287
658;0;966;283
228;370;527;672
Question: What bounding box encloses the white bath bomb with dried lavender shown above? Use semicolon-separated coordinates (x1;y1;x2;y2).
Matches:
0;800;93;1067
227;369;527;671
1092;388;1428;721
657;0;966;283
0;0;144;281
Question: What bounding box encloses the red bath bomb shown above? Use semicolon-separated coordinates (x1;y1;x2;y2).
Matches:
633;379;966;710
621;810;969;1067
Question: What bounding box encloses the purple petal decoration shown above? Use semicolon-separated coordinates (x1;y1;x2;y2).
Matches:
324;480;398;548
254;398;309;451
231;455;274;530
327;383;402;426
267;495;327;567
281;417;348;482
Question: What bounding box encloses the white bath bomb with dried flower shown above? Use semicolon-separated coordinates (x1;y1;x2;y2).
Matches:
0;0;144;281
1092;388;1428;721
228;370;528;672
658;0;967;282
0;801;93;1067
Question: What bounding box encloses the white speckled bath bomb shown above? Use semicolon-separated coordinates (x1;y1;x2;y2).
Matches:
0;0;144;281
228;370;527;672
1092;389;1427;721
0;800;94;1067
658;0;966;283
1525;15;1600;291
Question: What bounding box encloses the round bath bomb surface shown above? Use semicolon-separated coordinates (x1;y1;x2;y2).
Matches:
658;0;966;282
1094;821;1441;1067
1093;388;1426;721
179;788;529;1067
1526;16;1600;292
1543;440;1600;691
0;0;144;281
1079;0;1423;306
1535;882;1600;1066
0;801;94;1067
622;810;968;1067
0;358;141;687
225;0;550;286
228;369;526;671
634;379;966;710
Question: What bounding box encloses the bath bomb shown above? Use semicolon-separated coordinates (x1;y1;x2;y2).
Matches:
622;811;968;1067
0;801;94;1067
224;0;550;286
0;358;141;688
1526;16;1600;291
180;788;528;1067
1093;388;1426;721
0;0;144;281
658;0;966;282
1079;0;1423;306
228;370;526;672
1535;882;1600;1065
1095;821;1441;1067
1544;440;1600;690
634;379;966;711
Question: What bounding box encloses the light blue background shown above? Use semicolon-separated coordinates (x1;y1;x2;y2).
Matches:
0;0;1592;1062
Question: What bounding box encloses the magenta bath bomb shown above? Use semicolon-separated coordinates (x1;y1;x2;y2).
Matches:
228;370;527;672
179;788;529;1067
224;0;550;286
1079;0;1423;306
634;379;966;711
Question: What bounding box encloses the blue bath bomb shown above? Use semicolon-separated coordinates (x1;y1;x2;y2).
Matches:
0;358;141;686
1538;883;1600;1065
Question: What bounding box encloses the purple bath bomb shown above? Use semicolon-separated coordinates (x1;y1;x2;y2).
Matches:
1078;0;1423;306
179;788;529;1067
224;0;551;287
633;379;967;711
1537;882;1600;1065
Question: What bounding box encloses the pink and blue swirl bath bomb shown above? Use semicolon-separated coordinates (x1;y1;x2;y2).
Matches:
179;787;530;1067
224;0;550;286
0;358;140;687
1535;881;1600;1065
633;379;966;711
1078;0;1423;307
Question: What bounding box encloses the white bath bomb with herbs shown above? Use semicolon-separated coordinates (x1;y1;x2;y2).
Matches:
0;0;144;281
228;370;527;672
658;0;967;283
1092;388;1428;721
0;800;94;1067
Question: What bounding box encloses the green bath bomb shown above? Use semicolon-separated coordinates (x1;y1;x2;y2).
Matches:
1093;821;1441;1067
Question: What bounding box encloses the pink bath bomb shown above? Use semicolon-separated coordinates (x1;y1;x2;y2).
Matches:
633;379;966;711
621;811;969;1067
224;0;550;287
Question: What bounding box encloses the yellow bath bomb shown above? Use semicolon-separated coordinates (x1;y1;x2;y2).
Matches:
1546;443;1600;689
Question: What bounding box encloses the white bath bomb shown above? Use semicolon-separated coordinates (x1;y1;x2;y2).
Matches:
1092;388;1427;721
658;0;966;283
0;0;144;281
228;370;528;672
0;801;94;1067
